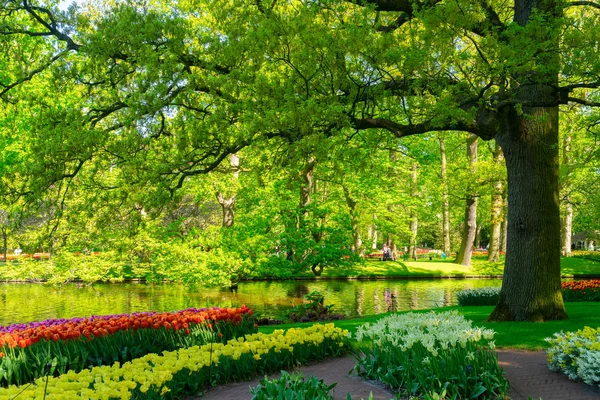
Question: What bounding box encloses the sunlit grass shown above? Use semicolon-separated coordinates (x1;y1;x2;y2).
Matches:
259;303;600;351
300;256;600;278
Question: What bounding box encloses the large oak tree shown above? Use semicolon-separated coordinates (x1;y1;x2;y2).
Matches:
3;0;600;320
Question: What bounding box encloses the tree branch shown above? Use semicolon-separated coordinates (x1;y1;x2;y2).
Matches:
567;96;600;107
566;1;600;8
0;51;67;99
21;0;81;51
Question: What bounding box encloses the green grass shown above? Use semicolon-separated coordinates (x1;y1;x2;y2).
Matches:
296;256;600;279
258;303;600;351
559;256;600;276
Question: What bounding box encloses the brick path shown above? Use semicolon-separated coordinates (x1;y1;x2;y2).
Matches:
497;350;600;400
189;351;600;400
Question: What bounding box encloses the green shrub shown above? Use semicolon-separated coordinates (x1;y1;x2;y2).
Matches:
456;287;501;306
286;291;344;323
546;326;600;389
250;371;336;400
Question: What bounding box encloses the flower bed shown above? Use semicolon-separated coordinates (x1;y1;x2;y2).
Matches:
353;310;507;399
0;324;349;399
456;287;501;306
0;306;255;386
546;326;600;389
562;279;600;302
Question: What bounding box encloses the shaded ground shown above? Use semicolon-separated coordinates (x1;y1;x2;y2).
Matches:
186;351;600;400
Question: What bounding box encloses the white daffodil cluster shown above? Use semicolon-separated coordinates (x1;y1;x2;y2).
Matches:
355;310;496;353
354;311;506;399
456;287;501;306
546;326;600;388
0;324;349;400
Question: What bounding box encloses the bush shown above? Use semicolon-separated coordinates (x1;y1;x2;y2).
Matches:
287;291;344;323
250;371;336;400
456;287;501;306
353;311;507;399
546;326;600;389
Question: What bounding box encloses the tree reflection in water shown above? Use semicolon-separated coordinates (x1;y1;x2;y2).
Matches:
0;279;501;326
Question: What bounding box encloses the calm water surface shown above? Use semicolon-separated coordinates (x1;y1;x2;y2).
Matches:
0;279;501;326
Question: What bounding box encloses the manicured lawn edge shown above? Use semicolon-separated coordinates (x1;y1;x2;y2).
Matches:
259;303;600;351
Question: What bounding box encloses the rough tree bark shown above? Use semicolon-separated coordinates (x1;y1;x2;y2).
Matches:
489;88;567;321
488;142;504;262
439;136;451;254
455;134;478;266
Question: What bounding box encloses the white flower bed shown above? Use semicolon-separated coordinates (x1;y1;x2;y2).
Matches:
546;327;600;388
354;310;507;399
456;287;501;306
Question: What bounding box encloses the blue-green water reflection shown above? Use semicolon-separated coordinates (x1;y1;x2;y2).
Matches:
0;279;501;325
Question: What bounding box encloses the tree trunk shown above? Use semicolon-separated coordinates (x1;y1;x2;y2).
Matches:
343;186;362;252
455;134;478;266
371;214;378;249
500;194;508;253
474;224;481;249
214;154;240;228
561;134;573;256
489;84;567;321
488;142;504;262
439;136;451;254
2;229;6;263
562;203;573;256
409;163;418;260
300;156;315;221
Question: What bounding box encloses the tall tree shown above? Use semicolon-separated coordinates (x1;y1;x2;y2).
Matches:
438;135;451;255
455;134;478;266
487;141;505;262
5;0;600;321
408;163;418;260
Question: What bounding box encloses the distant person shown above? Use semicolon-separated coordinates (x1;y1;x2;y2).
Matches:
382;244;390;261
590;241;595;251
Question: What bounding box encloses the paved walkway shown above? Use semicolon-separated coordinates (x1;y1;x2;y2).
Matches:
189;351;600;400
497;350;600;400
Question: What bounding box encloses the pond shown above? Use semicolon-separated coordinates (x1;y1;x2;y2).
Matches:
0;278;502;326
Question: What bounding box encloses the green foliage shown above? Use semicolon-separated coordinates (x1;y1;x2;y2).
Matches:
456;287;501;306
286;291;344;323
250;371;336;400
546;327;600;389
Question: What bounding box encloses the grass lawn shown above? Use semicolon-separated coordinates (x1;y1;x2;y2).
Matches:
295;256;600;279
259;303;600;351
